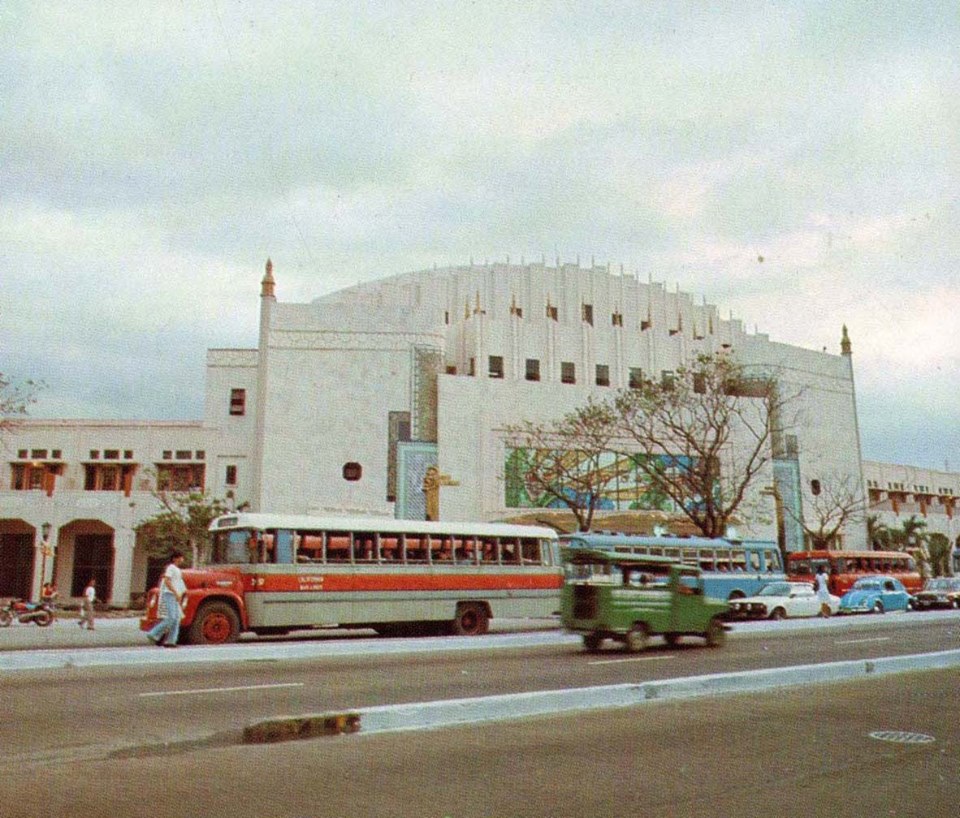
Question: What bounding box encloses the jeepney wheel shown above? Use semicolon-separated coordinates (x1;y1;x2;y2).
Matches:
583;633;603;652
187;601;240;644
705;618;726;648
451;603;490;636
872;600;884;614
623;623;648;653
664;633;681;647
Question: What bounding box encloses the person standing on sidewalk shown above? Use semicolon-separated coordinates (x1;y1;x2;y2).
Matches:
79;578;97;630
814;564;832;617
146;551;187;648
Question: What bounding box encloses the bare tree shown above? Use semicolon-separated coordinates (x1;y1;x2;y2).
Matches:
502;397;621;532
784;473;868;549
612;353;799;539
0;373;43;438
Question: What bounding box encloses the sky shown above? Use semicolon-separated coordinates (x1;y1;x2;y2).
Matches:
1;1;957;470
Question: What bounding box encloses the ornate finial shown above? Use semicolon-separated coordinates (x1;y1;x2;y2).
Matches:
261;258;276;298
841;324;852;355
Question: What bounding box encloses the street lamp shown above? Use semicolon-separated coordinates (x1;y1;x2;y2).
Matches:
38;522;52;593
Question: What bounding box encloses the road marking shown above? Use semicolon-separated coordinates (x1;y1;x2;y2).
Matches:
587;655;677;666
835;637;891;645
869;730;935;744
138;682;304;698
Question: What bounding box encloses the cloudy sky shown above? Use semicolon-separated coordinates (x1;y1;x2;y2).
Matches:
1;1;957;469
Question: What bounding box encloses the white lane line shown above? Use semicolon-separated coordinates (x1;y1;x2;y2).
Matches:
139;682;304;698
835;637;891;645
588;655;677;666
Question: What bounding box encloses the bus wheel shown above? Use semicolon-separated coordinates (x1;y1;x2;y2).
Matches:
872;600;884;614
188;601;240;644
664;633;681;647
705;619;726;648
583;633;603;652
769;608;786;621
623;623;648;653
451;603;489;636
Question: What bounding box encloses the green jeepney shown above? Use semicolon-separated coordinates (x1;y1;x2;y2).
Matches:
560;548;730;652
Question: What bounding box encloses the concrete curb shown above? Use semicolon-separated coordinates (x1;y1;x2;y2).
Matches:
243;648;960;742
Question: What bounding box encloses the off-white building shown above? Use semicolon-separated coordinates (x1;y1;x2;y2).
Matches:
3;259;935;606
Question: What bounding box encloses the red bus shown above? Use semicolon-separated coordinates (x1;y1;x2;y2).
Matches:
786;550;922;595
140;513;562;644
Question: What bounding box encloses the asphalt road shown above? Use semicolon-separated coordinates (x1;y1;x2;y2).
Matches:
5;667;957;818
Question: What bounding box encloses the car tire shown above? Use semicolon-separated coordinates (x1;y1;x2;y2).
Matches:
769;608;786;621
583;633;603;652
664;632;681;647
622;623;648;653
872;600;884;614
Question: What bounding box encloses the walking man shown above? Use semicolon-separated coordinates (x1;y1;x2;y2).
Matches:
79;578;96;630
146;551;187;648
814;564;832;617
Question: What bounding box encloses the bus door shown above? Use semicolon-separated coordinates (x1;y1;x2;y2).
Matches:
274;530;295;564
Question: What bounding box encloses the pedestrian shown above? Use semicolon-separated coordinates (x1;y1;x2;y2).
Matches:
146;550;187;648
41;582;59;610
814;564;832;617
79;578;96;630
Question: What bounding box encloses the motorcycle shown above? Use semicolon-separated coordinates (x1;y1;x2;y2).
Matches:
0;599;55;627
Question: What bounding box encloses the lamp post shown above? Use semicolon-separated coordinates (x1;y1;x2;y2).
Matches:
38;522;52;598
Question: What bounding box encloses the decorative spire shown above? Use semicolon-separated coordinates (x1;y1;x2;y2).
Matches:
841;324;852;355
261;258;276;298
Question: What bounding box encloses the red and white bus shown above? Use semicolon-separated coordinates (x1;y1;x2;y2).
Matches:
140;513;562;644
786;550;922;595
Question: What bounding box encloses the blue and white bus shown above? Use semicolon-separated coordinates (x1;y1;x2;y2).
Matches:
559;532;785;601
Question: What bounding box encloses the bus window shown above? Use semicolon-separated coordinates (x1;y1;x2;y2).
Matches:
682;548;698;565
479;537;499;564
699;549;716;571
747;551;761;571
327;531;352;563
648;547;663;557
433;535;454;563
501;538;520;564
216;530;251;563
520;537;541;564
405;534;429;563
380;534;401;563
453;536;476;564
763;550;781;572
297;534;324;563
663;547;680;560
731;549;746;571
274;530;295;564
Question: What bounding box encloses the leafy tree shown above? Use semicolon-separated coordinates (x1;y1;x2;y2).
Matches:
786;473;868;549
502;397;621;532
136;485;232;567
925;533;952;578
612;353;798;539
866;514;892;550
0;373;43;438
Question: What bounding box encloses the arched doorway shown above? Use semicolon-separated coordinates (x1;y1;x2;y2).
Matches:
0;520;35;599
66;522;115;603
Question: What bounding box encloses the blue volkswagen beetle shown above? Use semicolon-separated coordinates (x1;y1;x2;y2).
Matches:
839;576;914;614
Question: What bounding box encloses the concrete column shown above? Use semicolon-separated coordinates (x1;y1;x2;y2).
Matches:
111;528;136;607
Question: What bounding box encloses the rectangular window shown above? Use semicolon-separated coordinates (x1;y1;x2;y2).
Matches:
89;450;100;460
83;464;132;492
561;361;576;384
611;312;623;327
196;450;205;460
581;304;593;325
229;388;246;416
162;451;172;460
488;356;504;378
123;450;133;460
155;464;205;492
596;364;610;387
17;449;27;459
225;465;237;486
175;450;191;460
525;359;540;382
661;370;675;388
30;449;48;460
104;449;119;460
628;368;643;389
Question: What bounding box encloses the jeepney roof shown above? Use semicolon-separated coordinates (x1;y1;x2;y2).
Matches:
561;548;683;567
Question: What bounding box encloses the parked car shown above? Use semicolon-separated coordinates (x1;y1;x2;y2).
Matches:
838;576;914;614
912;577;960;610
728;581;840;620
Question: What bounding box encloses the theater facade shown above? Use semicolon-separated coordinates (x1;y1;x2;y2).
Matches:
5;259;940;606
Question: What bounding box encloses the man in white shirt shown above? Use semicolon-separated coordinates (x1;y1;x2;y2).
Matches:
146;551;187;648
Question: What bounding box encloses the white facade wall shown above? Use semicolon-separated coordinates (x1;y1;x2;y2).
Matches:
864;460;960;546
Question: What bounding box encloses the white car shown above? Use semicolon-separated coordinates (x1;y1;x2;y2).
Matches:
728;581;840;620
